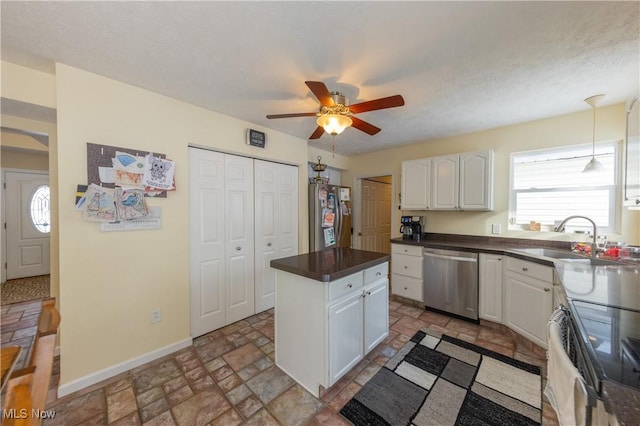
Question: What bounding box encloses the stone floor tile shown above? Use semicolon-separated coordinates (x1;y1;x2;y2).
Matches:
184;365;207;382
211;365;234;382
136;387;164;408
237;364;260;381
419;310;452;326
226;383;252;405
107;387;138;423
243;408;280;426
166;385;194;407
307;406;352;426
141;410;175;426
259;341;275;354
45;388;106;426
195;341;235;363
254;356;274;371
235;394;263;419
110;411;141;426
267;384;323;426
209;408;243;426
474;339;515;357
354;362;382;386
132;360;182;394
106;377;134;396
327;381;362;412
217;373;243;393
203;357;226;372
245;366;295;404
140;397;170;423
222;343;264;371
191;375;215;393
162;376;188;394
171;387;231;426
178;357;200;373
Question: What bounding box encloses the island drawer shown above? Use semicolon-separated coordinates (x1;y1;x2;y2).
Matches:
328;271;364;302
364;262;389;285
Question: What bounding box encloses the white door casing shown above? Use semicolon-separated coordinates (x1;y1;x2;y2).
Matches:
189;149;226;336
5;170;50;279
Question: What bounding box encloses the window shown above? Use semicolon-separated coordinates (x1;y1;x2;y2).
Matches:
509;142;620;233
30;185;51;233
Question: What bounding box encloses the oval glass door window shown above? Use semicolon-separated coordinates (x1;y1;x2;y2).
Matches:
30;185;51;233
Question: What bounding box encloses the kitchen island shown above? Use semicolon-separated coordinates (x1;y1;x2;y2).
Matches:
270;248;390;397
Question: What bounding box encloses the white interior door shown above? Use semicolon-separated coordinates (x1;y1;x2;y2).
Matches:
254;161;298;313
225;154;255;324
189;149;226;336
359;178;392;253
5;170;50;279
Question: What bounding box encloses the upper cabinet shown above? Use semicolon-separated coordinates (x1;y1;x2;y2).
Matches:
624;96;639;207
401;150;494;211
401;158;430;209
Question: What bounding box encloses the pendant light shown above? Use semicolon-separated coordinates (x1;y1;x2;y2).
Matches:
582;94;606;173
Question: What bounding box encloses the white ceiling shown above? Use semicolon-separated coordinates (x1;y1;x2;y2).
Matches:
1;1;638;156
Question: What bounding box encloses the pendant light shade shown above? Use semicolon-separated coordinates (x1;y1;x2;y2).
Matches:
582;94;605;173
316;113;352;135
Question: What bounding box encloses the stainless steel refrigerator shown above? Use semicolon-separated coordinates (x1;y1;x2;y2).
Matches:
309;183;352;252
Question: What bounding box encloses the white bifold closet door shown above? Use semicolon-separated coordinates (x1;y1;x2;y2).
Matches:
189;148;254;337
254;160;299;313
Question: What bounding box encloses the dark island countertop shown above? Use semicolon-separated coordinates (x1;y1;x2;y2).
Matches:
270;248;390;282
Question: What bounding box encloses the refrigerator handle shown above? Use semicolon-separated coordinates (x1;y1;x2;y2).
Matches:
335;200;342;247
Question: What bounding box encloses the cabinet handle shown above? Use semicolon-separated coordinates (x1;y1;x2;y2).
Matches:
404;286;408;290
236;246;241;251
367;291;371;296
544;288;550;292
522;267;528;271
404;266;408;269
267;242;272;247
404;249;408;252
376;272;381;276
347;283;353;288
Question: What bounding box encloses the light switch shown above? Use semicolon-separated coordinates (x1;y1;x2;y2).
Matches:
491;224;501;235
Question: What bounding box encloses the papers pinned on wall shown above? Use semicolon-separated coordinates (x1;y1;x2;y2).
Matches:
100;207;162;232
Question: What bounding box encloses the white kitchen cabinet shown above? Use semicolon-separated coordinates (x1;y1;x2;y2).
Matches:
504;257;553;348
401;150;493;211
391;244;423;302
275;262;389;397
479;253;503;323
431;154;459;210
459;150;494;210
254;160;299;313
401;159;430;209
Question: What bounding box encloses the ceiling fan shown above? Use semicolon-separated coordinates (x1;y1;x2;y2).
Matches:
266;81;405;139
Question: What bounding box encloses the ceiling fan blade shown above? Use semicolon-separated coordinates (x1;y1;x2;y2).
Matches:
305;81;335;107
266;112;317;119
348;95;405;114
309;126;325;139
351;116;381;135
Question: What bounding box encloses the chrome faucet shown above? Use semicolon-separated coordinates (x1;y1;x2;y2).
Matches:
555;215;598;258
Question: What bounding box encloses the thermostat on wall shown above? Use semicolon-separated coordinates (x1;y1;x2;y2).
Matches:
246;129;266;148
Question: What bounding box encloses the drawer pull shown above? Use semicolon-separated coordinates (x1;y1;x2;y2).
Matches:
404;286;408;290
376;272;381;276
267;242;272;247
522;267;528;271
404;266;408;269
544;288;550;292
347;283;353;288
236;246;241;251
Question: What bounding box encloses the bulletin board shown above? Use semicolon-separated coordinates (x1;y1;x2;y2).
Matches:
86;142;168;197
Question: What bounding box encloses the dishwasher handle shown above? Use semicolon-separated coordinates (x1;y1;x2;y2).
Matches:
423;252;478;263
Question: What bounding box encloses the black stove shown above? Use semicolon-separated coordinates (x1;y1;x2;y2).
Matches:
571;300;640;390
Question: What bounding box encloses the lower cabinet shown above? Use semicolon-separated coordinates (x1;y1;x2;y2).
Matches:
391;244;423;302
504;258;553;348
275;262;389;397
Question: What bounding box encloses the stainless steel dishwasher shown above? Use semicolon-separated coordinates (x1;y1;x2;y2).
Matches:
423;248;479;321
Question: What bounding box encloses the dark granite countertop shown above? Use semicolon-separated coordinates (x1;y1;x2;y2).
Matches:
392;234;640;424
270;248;390;282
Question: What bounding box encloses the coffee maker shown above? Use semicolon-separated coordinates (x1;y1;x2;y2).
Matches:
400;215;413;240
410;216;423;242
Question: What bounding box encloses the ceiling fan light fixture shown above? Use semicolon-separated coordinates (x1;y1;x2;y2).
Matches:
316;113;353;135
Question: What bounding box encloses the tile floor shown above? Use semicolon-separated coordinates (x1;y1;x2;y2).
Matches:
1;297;559;425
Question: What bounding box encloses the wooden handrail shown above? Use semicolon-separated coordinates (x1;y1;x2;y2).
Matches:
2;298;60;426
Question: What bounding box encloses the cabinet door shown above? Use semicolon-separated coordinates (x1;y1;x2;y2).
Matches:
459;150;494;211
431;154;459;210
504;271;553;348
254;161;299;313
189;148;226;336
364;280;389;354
401;159;430;209
479;254;503;323
329;292;364;385
225;155;255;324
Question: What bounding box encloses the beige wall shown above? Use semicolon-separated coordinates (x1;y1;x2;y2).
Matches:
55;64;310;388
343;104;640;245
0;148;48;170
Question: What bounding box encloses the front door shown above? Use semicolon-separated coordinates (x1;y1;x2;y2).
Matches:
5;170;51;279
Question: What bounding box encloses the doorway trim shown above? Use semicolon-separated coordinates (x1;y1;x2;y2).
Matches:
350;171;397;250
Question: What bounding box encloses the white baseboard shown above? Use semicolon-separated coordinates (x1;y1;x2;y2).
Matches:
57;338;192;397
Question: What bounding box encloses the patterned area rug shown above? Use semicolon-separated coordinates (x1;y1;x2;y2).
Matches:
341;329;541;426
0;275;50;305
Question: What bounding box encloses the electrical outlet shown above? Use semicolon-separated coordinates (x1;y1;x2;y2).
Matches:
491;224;501;235
151;308;162;324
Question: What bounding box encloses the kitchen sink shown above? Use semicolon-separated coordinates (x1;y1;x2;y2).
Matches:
510;247;622;266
